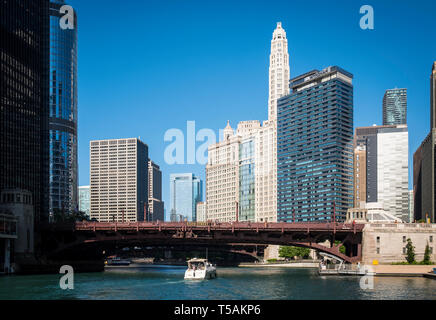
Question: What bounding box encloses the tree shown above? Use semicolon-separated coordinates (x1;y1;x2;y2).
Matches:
422;243;432;265
279;246;310;259
405;238;415;264
334;240;346;254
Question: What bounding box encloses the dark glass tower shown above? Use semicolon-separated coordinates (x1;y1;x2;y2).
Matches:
382;88;407;125
0;0;49;223
277;66;354;222
46;0;78;217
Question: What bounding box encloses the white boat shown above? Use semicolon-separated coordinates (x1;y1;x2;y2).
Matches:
184;258;217;280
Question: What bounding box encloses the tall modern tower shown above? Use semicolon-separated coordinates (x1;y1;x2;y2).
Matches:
268;22;290;122
170;173;202;222
382;88;407;125
46;0;78;217
277;66;354;222
0;0;50;223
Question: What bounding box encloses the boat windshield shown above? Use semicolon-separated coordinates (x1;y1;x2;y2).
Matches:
188;262;205;270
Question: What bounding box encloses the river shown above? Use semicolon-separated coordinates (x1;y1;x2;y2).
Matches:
0;265;435;300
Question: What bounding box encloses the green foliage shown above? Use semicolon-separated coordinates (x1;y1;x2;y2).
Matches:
422;244;433;265
334;240;346;254
405;238;416;264
267;259;278;263
279;246;310;259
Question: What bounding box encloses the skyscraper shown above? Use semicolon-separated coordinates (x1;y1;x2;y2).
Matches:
170;173;202;222
46;0;78;217
148;160;164;221
268;22;290;122
430;62;436;129
78;186;90;217
382;88;407;125
277;66;354;222
0;0;49;224
413;62;436;223
90;138;148;222
355;125;409;222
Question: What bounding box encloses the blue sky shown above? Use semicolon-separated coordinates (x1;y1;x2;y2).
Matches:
69;0;436;214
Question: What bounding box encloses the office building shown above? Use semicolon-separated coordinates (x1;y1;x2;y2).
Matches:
382;88;407;125
196;202;207;222
90;138;148;222
353;145;367;207
46;0;78;217
268;22;290;121
277;66;354;222
78;186;90;217
169;173;202;222
239;136;256;222
0;0;50;224
413;62;436;223
148;160;164;221
355;125;409;222
409;190;414;223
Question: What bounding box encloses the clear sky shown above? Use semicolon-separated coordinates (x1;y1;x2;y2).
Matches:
69;0;436;215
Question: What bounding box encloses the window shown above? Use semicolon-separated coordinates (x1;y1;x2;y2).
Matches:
403;247;406;254
376;236;380;244
403;236;406;243
430;236;433;243
376;247;380;254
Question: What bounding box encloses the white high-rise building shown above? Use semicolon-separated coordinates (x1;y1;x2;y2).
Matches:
205;22;289;223
89;138;149;222
268;22;290;122
377;125;409;222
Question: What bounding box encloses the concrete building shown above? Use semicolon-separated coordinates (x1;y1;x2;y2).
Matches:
0;189;34;274
206;122;241;222
148;161;164;222
196;202;207;222
169;173;202;222
353;145;367;208
413;62;436;223
78;186;90;217
362;223;436;264
355;125;409;222
277;66;354;222
90;138;148;222
382;88;407;125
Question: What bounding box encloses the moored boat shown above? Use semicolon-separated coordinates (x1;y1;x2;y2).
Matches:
184;258;217;280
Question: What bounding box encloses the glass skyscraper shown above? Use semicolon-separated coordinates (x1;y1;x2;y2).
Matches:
277;66;354;222
169;173;202;222
47;0;78;216
0;0;50;223
239;138;255;221
383;88;407;125
78;186;90;217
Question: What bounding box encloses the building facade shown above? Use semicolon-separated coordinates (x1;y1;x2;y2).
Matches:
268;22;290;122
413;62;436;223
196;202;206;222
206;122;240;222
169;173;202;222
277;66;354;222
382;88;407;125
90;138;148;222
353;145;367;207
46;0;78;219
239;136;256;222
148;160;164;221
78;186;90;217
0;0;50;224
355;125;409;222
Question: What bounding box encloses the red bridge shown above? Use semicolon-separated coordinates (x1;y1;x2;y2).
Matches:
44;221;364;263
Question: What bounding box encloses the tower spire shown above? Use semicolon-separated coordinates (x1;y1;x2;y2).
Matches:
268;22;290;121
